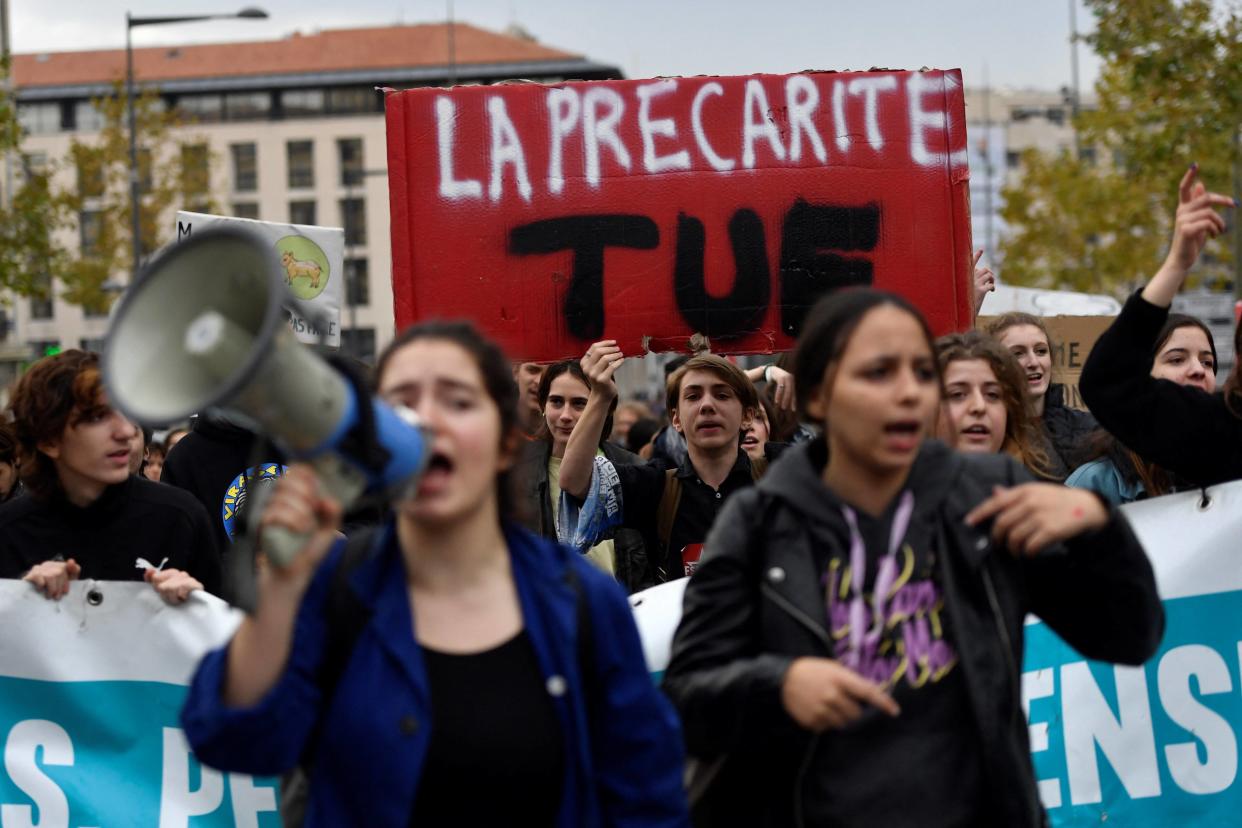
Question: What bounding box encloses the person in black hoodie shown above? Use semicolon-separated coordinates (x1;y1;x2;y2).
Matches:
161;412;287;558
0;350;220;601
1081;164;1242;487
663;289;1163;828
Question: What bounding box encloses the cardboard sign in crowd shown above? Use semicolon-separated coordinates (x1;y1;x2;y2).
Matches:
385;70;975;362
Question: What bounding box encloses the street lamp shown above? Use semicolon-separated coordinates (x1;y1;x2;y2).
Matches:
126;7;268;276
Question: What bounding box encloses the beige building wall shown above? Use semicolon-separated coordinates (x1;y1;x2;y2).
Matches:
6;111;397;363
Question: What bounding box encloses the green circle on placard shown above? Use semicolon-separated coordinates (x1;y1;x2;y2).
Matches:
275;235;331;301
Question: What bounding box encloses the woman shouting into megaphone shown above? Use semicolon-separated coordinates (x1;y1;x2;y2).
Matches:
182;321;689;828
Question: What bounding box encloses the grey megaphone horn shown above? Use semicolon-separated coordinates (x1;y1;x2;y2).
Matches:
102;225;429;568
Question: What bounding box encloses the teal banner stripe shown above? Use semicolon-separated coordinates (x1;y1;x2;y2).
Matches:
1025;590;1242;827
0;677;280;827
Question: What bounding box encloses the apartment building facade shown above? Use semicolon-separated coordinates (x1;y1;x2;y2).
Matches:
5;22;621;373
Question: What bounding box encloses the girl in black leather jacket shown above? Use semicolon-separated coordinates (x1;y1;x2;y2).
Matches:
663;289;1163;828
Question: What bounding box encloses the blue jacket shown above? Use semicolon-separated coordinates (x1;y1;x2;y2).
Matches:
181;522;690;827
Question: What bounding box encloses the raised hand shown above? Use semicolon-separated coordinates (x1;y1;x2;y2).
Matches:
1166;165;1235;273
1144;166;1237;307
580;340;623;400
972;248;995;316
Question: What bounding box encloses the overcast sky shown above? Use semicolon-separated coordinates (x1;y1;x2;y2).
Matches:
12;0;1101;93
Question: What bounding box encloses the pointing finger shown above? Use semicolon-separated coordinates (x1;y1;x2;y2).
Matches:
1178;164;1197;203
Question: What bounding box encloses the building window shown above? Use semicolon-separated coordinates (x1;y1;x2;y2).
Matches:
231;143;257;192
338;138;363;186
287;140;314;188
73;100;107;133
340;198;366;246
281;89;324;118
29;273;54;321
326;87;377;115
344;257;369;306
18;102;61;135
233;202;260;220
341;328;376;363
176;94;223;123
224;91;271;121
79;210;103;256
181;143;210;195
289;200;316;226
1005;150;1022;169
79;337;107;353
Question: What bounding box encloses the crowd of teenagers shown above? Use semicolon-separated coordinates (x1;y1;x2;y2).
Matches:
0;169;1236;826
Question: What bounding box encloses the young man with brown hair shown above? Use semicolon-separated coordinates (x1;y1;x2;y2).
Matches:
559;341;783;582
0;350;220;602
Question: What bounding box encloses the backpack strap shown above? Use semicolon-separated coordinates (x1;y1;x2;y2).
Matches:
654;469;681;579
299;525;378;768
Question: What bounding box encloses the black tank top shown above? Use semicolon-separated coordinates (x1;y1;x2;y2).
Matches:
409;630;565;826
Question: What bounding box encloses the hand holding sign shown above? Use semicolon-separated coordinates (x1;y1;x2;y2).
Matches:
581;339;623;401
144;568;204;605
972;248;995;316
23;558;81;600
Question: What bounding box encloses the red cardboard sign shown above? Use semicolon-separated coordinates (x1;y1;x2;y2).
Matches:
386;70;973;362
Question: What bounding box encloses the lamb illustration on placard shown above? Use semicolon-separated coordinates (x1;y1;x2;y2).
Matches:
281;250;323;289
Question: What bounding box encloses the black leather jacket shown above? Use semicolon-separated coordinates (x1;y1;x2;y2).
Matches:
517;439;651;593
663;439;1163;828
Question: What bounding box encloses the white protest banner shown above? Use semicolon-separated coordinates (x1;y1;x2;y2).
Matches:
1024;481;1242;826
0;581;280;827
629;480;1242;825
175;211;344;347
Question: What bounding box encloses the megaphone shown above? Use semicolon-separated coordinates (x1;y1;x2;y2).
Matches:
102;225;427;566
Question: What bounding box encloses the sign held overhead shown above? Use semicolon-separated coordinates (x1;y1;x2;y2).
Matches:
386;70;974;362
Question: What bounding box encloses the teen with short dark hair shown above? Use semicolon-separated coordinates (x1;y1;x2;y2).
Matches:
558;342;777;582
0;350;220;603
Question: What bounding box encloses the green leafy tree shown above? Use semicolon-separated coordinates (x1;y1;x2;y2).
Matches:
0;59;73;305
60;82;217;312
0;68;215;314
999;0;1242;295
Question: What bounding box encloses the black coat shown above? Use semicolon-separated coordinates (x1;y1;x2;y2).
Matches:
1081;291;1242;486
0;475;221;595
517;439;651;593
662;439;1163;828
1041;384;1097;477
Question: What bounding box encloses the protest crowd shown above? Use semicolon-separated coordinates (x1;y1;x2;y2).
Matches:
0;88;1239;826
